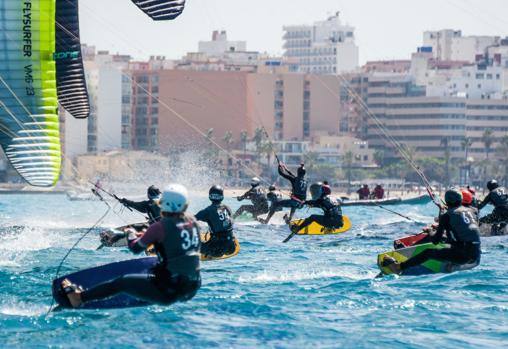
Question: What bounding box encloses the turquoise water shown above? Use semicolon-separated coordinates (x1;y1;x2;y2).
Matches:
0;193;507;348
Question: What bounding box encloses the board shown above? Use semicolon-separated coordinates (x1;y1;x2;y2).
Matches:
52;257;157;309
289;215;352;236
393;232;430;249
199;232;241;261
99;222;148;248
377;243;479;276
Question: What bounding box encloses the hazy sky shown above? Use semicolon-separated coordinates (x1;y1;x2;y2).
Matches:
80;0;507;64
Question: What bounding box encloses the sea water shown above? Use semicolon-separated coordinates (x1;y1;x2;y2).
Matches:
0;193;507;348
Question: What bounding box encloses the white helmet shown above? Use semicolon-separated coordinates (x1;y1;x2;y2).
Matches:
251;177;261;187
160;184;189;213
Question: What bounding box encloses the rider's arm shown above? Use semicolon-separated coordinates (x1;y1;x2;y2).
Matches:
432;213;448;244
121;199;149;213
128;221;164;254
477;193;491;210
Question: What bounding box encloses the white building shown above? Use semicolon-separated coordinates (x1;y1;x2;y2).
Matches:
283;12;359;74
423;29;499;63
62;47;131;162
198;30;246;56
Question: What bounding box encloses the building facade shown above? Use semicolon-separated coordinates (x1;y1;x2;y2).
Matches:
283;12;359;74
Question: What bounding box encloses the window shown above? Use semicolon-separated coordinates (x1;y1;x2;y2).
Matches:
475;73;484;79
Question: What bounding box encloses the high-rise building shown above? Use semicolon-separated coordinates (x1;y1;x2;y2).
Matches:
423;29;500;63
283;12;359;75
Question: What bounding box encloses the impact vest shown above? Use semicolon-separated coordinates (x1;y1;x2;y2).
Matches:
249;187;269;209
157;215;201;277
292;177;308;201
489;186;508;210
147;200;161;223
195;204;233;235
319;195;342;220
446;206;481;243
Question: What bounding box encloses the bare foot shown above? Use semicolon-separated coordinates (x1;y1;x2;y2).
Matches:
61;279;83;308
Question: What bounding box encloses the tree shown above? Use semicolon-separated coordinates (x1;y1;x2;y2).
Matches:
373;149;385;168
344;151;354;194
252;127;265;162
240;130;248;156
223;131;233;150
497;135;508;186
482;128;494;183
440;137;451;187
482;128;494;160
461;137;473;184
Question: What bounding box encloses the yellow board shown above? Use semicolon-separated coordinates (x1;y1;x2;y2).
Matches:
199;232;241;261
289;215;352;235
145;232;240;261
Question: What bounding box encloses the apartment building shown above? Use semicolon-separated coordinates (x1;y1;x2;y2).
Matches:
283;12;359;74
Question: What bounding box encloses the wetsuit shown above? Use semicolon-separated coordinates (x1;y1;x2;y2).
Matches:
196;204;236;257
400;206;481;271
80;215;201;305
273;166;307;220
478;186;508;224
297;195;343;231
233;187;269;218
121;198;161;223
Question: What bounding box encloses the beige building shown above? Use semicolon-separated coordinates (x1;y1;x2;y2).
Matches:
128;69;347;153
75;151;170;182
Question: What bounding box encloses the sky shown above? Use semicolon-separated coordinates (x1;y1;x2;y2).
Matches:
80;0;508;64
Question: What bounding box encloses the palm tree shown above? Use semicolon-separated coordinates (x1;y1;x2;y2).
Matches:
240;130;248;156
461;137;473;185
461;137;473;163
344;151;354;194
223;131;233;150
497;135;508;186
373;149;385;168
440;137;451;187
252;127;265;163
482;128;494;182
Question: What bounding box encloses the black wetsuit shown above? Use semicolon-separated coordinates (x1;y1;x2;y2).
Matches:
298;195;343;230
234;187;269;218
400;206;481;271
122;198;161;223
478;186;508;224
273;166;307;217
80;215;201;305
196;203;236;257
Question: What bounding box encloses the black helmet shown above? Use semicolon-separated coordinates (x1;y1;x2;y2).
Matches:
444;188;462;207
147;185;161;199
310;182;323;200
487;179;499;191
269;185;276;191
209;185;224;202
297;164;306;177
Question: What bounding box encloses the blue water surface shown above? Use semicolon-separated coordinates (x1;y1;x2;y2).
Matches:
0;193;507;348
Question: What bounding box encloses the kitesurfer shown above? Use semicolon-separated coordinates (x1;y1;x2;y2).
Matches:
120;185;162;223
478;180;508;225
357;185;370;200
260;163;308;224
195;185;237;257
233;177;269;219
467;186;479;209
61;184;201;308
267;185;283;213
290;183;343;234
383;188;481;274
